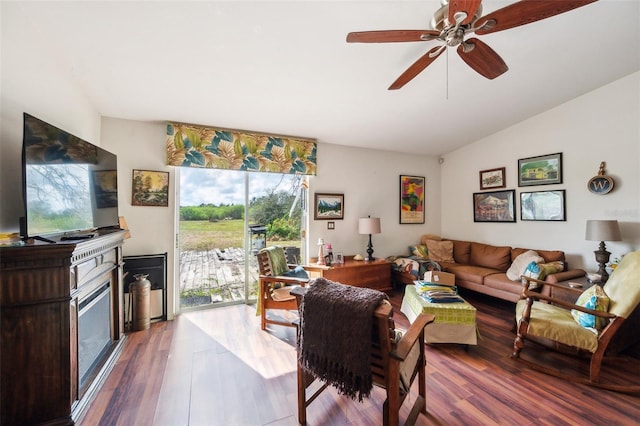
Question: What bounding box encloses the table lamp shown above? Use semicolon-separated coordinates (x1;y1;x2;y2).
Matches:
358;216;381;261
585;219;621;283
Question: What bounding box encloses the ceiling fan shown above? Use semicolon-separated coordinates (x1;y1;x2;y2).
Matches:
346;0;598;89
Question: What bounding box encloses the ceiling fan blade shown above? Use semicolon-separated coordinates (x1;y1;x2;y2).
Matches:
448;0;483;25
457;38;508;79
346;30;440;43
388;46;445;90
475;0;597;35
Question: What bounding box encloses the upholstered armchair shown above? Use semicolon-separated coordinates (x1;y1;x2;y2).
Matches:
512;251;640;392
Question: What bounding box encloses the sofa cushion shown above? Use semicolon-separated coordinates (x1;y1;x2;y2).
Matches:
450;240;472;264
506;250;544;281
483;273;523;292
470;242;512;271
425;240;454;263
443;264;497;285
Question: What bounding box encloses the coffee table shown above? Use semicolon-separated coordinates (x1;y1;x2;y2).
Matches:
400;284;478;346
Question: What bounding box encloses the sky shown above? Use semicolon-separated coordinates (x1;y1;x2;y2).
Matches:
179;168;300;207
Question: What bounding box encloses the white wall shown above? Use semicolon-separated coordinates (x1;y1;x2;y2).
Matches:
309;143;441;259
441;72;640;271
1;7;101;232
100;118;176;318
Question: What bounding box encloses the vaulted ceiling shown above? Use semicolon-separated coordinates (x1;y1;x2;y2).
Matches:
5;0;639;155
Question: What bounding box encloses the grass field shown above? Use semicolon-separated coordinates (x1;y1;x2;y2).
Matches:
179;220;299;251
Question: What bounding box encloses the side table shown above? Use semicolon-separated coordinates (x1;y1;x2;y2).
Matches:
305;256;392;291
545;276;591;304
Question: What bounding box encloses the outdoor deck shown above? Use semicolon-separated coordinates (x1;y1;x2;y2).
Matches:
179;247;260;306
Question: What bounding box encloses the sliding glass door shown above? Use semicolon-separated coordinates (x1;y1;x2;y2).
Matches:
178;168;306;311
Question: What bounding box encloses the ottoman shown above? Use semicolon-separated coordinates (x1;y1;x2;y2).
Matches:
401;284;478;345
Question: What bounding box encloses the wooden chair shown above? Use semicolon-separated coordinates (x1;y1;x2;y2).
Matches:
257;246;310;330
292;285;435;425
512;251;640;392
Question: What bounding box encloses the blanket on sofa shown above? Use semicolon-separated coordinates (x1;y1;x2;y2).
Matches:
298;277;388;401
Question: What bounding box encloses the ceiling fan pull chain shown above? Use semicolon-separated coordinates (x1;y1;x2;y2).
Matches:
446;48;449;100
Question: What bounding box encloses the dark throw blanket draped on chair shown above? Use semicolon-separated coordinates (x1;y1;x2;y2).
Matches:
298;277;388;401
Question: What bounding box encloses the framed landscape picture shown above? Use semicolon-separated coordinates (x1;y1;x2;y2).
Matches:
400;175;425;224
314;193;344;220
479;167;506;190
132;170;169;207
520;190;566;221
518;153;562;186
473;190;516;223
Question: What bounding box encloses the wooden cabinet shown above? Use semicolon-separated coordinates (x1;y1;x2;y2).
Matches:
1;230;126;425
307;257;392;291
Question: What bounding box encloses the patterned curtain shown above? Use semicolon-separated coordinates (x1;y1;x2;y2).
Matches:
166;122;317;175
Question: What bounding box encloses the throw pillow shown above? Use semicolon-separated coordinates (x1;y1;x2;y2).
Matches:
571;285;610;331
522;261;565;281
283;265;310;279
539;261;564;278
506;250;544;281
409;244;429;258
425;240;454;263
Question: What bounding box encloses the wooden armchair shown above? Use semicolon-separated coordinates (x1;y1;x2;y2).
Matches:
512;251;640;392
257;246;310;330
292;284;435;425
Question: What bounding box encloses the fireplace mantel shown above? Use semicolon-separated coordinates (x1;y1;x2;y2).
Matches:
0;230;126;425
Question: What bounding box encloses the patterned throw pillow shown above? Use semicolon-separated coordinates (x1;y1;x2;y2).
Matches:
522;261;565;281
409;244;429;258
571;285;610;331
507;250;544;281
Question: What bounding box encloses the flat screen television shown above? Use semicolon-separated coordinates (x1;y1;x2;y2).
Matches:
21;113;120;239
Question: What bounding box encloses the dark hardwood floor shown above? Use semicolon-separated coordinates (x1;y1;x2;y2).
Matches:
81;288;640;425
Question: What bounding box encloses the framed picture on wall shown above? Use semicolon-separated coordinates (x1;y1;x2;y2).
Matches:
473;190;516;223
400;175;425;224
132;170;169;207
314;193;344;220
520;190;566;221
518;153;563;186
479;167;506;190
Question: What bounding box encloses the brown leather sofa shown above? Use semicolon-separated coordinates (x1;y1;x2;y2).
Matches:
438;240;585;303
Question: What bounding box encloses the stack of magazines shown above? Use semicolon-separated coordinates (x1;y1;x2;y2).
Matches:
419;290;464;303
413;280;464;303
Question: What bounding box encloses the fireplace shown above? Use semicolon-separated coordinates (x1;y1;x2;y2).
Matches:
77;281;114;395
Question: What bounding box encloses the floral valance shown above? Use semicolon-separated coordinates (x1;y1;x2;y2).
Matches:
166;122;317;175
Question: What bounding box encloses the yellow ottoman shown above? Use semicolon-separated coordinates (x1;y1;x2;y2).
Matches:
400;284;478;345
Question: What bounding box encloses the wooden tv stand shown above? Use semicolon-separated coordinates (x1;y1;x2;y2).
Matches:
0;230;126;425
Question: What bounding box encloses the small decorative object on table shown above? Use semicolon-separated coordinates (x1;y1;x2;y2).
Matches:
586;273;602;284
317;238;326;265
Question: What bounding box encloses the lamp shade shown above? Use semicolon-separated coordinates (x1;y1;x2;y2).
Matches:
359;217;381;235
585;220;621;242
